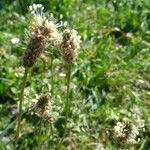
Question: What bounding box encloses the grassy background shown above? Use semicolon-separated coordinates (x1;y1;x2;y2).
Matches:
0;0;149;149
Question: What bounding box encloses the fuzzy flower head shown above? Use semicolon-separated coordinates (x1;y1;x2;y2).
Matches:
28;4;60;42
23;4;60;67
112;121;139;145
60;29;81;64
34;94;52;123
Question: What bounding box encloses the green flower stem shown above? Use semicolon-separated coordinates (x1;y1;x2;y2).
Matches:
50;57;54;99
49;57;54;137
16;68;28;141
140;137;149;150
61;63;72;142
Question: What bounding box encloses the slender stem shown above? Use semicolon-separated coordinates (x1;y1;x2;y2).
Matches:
50;57;54;138
139;138;149;150
61;63;72;143
16;68;28;141
50;57;54;99
50;124;53;136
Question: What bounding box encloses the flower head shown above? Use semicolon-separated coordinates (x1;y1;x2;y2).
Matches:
112;121;139;144
23;4;60;67
28;4;60;42
60;29;81;64
34;94;52;123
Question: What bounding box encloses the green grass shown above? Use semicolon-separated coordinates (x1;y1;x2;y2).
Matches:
0;0;149;149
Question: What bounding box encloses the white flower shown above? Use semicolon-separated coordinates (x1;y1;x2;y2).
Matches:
63;21;68;27
28;4;61;43
63;29;81;50
11;37;20;45
112;121;139;144
20;15;25;21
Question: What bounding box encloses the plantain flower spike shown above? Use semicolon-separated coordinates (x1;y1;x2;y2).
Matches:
60;29;81;64
23;4;60;67
112;121;139;144
34;94;52;123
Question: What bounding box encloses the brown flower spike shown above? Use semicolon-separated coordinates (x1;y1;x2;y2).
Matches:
23;4;60;67
34;94;52;123
60;29;81;64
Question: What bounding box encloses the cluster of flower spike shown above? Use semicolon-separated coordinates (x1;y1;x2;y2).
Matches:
23;4;81;67
112;121;139;144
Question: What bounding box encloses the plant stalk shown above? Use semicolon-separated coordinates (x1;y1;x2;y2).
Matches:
50;57;54;138
50;57;54;99
16;68;28;141
61;63;72;142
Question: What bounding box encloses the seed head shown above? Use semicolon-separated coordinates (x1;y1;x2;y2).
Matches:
60;29;81;64
112;121;139;145
34;94;52;123
23;4;60;67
